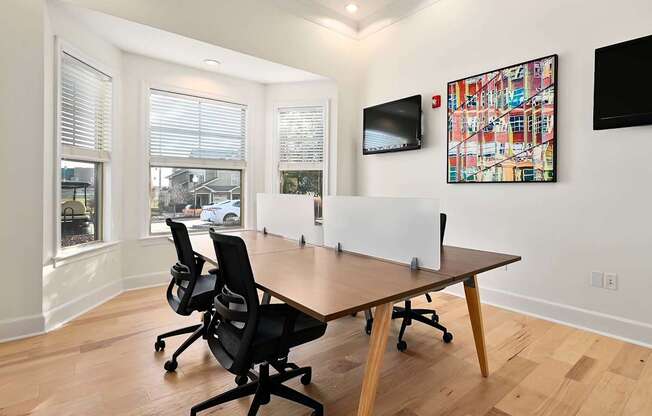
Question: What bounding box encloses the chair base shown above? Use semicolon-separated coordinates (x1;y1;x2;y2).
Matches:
364;299;453;351
190;360;322;416
155;311;212;372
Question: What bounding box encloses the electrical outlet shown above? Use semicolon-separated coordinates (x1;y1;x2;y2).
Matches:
591;271;604;288
605;273;618;291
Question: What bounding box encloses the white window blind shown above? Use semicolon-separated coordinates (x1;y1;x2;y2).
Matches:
278;106;325;170
60;52;112;153
149;89;247;162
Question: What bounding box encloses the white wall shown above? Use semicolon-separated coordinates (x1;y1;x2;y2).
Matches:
264;80;339;195
0;0;47;339
357;0;652;344
119;52;267;286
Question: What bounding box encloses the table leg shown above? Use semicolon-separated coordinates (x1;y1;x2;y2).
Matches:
356;302;392;416
464;275;489;377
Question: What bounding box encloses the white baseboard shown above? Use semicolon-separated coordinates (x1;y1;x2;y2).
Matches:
123;271;169;291
0;313;45;343
0;272;171;343
43;279;123;332
445;284;652;348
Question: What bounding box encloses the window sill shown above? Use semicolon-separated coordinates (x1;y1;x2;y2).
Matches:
53;241;120;268
138;234;175;247
140;227;246;246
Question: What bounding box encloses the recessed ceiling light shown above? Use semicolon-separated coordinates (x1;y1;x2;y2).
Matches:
346;3;358;13
203;59;221;66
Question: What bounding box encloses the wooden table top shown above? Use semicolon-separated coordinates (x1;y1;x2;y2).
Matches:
185;230;521;322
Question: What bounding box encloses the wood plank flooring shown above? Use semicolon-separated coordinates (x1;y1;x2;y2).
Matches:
0;287;650;416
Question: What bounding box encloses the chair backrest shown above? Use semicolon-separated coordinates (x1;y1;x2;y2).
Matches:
166;219;204;314
440;212;447;245
207;230;260;375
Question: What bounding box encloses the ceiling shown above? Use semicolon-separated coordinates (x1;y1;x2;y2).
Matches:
272;0;441;38
313;0;398;21
49;1;326;84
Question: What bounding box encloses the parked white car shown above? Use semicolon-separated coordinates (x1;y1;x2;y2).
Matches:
200;200;241;225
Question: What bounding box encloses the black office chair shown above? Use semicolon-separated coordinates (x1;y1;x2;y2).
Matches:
364;213;453;351
190;230;327;416
154;219;219;372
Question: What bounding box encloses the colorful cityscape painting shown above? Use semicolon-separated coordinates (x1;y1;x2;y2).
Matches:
447;55;557;183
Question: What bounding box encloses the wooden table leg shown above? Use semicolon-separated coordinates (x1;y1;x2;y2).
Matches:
356;302;392;416
464;275;489;377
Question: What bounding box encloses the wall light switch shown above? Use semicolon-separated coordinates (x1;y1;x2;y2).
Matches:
591;271;604;288
605;273;618;291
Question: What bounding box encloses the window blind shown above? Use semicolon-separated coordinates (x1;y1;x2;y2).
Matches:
60;52;112;152
278;106;325;169
149;89;247;162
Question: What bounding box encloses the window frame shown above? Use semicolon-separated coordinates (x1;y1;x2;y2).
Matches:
143;84;250;237
54;38;116;255
272;99;330;198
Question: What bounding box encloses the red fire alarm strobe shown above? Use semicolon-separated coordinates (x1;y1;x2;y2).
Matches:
432;95;441;109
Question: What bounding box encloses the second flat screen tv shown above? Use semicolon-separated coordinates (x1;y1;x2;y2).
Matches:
363;95;422;155
594;34;652;130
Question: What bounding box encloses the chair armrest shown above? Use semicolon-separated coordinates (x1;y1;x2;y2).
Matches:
170;263;192;285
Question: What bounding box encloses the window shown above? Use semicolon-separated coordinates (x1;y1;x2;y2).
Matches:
148;89;248;234
277;105;327;218
509;115;524;132
522;168;536;182
449;166;458;182
58;51;112;248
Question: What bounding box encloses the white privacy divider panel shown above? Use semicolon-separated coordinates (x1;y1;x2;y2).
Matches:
323;196;440;270
256;193;323;245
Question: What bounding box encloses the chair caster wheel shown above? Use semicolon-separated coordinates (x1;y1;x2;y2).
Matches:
164;360;178;372
432;314;439;323
154;339;165;352
235;375;248;386
311;408;323;416
443;332;453;343
397;340;408;352
300;371;312;385
365;319;373;335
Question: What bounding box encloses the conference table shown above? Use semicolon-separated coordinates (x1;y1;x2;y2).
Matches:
184;230;521;416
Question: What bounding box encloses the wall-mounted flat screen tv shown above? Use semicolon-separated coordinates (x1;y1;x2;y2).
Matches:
594;34;652;130
363;95;422;155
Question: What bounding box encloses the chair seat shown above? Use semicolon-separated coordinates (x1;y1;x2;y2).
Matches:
218;303;327;364
172;273;218;313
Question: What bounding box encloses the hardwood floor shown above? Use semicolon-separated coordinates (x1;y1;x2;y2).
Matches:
1;287;650;416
